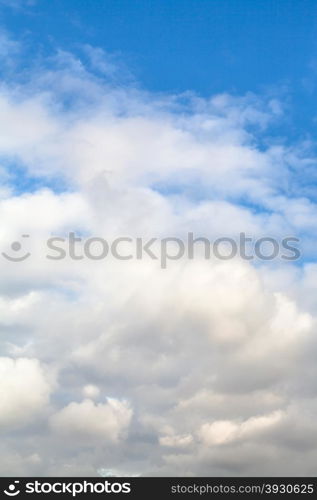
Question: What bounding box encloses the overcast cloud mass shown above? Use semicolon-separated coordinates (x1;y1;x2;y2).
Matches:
1;3;317;476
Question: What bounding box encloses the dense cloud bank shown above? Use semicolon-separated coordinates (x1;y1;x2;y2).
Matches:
0;36;317;476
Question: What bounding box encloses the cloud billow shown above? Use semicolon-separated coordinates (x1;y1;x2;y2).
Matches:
0;38;317;477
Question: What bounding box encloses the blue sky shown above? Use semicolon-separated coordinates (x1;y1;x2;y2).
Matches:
1;0;317;254
1;2;316;90
1;0;317;248
1;0;317;140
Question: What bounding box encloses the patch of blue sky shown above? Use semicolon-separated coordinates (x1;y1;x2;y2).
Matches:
1;3;316;105
2;160;71;195
2;0;317;144
151;179;207;202
151;179;280;215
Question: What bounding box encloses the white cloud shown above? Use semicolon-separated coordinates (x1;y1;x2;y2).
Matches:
199;411;284;446
50;398;133;443
82;384;100;399
0;357;52;428
199;420;238;446
159;434;194;448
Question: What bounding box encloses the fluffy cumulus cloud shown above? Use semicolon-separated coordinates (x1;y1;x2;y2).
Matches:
0;35;317;477
50;398;132;443
0;357;52;428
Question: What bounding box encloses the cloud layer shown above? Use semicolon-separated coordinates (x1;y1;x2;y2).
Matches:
0;39;317;476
